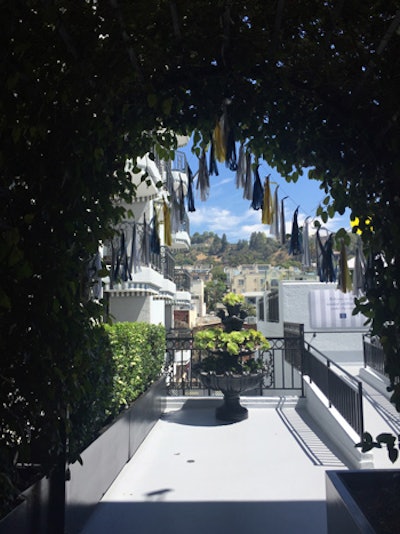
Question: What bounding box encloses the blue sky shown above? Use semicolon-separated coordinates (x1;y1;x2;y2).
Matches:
182;144;351;244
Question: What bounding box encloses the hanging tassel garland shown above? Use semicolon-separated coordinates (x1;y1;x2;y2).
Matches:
213;116;226;163
289;207;303;255
178;177;185;224
141;215;150;266
270;186;280;238
121;231;130;282
197;149;210;201
128;223;141;274
262;175;273;224
150;211;161;255
163;200;172;247
280;196;288;244
316;228;336;282
208;133;219;176
187;164;196;212
235;142;246;189
225;126;237;171
243;151;253;200
251;165;264;210
302;217;311;267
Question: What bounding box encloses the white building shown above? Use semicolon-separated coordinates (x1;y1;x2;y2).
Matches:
103;144;192;328
257;280;368;365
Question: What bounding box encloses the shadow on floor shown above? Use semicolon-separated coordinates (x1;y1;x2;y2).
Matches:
79;500;327;534
160;399;235;427
276;399;350;468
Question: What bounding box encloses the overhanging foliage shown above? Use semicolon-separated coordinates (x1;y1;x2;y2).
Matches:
1;0;400;509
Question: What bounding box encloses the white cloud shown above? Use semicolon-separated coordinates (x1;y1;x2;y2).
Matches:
188;202;351;243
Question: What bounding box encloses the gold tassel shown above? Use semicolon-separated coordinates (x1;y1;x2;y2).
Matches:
163;200;172;247
213;115;226;162
262;175;273;224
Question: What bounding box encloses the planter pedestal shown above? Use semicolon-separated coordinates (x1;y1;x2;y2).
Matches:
216;392;248;422
199;372;263;422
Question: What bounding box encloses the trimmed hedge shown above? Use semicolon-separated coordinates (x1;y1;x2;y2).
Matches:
0;322;165;520
103;322;166;418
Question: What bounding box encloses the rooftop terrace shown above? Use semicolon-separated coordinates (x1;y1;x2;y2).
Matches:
80;369;400;534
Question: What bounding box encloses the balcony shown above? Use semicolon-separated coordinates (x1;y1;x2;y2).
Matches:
80;396;344;534
78;332;400;534
174;268;192;292
125;156;161;201
7;331;400;534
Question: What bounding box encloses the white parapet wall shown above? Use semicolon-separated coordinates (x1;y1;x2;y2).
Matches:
302;378;374;469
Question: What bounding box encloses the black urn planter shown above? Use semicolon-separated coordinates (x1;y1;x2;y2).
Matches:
199;371;264;422
195;293;269;422
226;304;241;317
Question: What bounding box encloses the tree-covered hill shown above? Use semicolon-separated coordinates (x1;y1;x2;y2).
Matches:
174;230;359;269
174;231;304;268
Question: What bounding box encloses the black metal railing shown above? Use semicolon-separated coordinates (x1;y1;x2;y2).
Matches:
164;326;365;440
303;342;364;439
164;329;304;396
363;334;386;377
283;322;304;371
161;246;175;281
174;268;192;291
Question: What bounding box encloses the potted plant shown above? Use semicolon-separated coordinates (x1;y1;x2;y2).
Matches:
222;292;245;318
194;294;270;422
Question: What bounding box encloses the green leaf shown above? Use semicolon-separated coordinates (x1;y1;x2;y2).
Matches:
147;94;158;108
376;433;396;447
162;98;172;116
388;447;398;463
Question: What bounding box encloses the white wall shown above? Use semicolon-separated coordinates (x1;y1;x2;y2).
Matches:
258;281;368;365
109;294;165;325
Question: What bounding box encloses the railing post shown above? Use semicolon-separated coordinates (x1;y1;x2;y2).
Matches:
180;349;185;396
358;381;364;440
327;360;332;408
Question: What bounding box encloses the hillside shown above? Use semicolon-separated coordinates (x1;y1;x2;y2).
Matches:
173;231;305;268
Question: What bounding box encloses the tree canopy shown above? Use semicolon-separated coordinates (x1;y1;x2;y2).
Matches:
2;0;400;507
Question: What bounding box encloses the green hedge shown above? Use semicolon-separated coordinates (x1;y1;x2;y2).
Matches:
103;322;166;417
0;322;166;519
70;322;166;456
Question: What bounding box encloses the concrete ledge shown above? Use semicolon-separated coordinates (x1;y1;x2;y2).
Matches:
302;378;373;469
163;395;300;412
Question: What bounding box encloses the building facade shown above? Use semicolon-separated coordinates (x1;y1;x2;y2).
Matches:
102;146;192;328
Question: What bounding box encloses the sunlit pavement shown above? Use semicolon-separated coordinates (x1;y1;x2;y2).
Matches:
80;397;348;534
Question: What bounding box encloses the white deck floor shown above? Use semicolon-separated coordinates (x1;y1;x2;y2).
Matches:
79;364;400;534
80;397;349;534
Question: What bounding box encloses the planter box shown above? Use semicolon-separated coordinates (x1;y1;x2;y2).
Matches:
0;475;50;534
326;470;400;534
0;378;166;534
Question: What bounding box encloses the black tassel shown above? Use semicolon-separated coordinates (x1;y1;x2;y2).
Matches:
209;133;219;176
316;228;336;282
225;126;237;171
197;149;210;201
187;164;196;212
289;207;303;256
150;213;161;255
251;165;264;210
